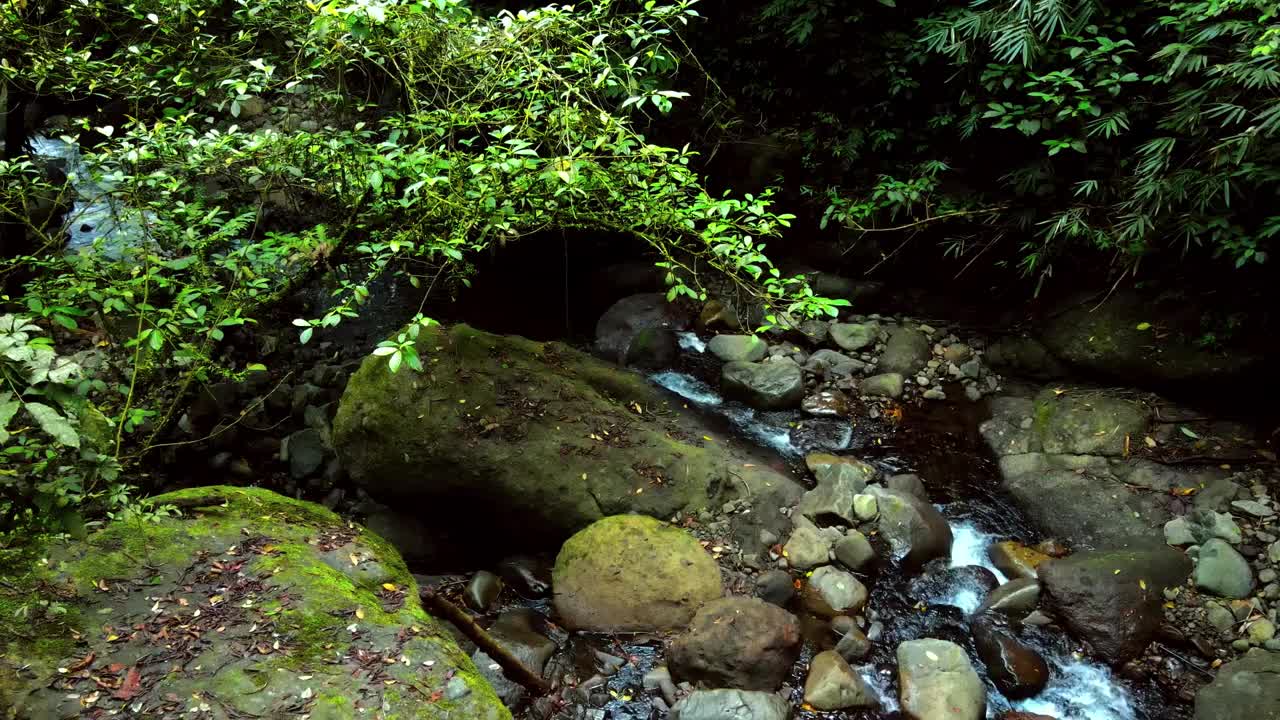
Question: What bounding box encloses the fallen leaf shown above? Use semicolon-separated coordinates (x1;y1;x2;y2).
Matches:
382;583;398;592
355;607;365;620
67;653;95;673
113;668;141;701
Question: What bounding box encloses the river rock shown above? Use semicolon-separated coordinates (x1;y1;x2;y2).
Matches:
594;292;685;367
853;494;878;521
1167;509;1243;547
860;372;904;398
334;323;803;543
987;541;1050;580
802;388;852;417
669;688;791;720
1033;388;1151;456
553;515;722;632
865;486;953;567
970;614;1050;699
754;570;795;607
722;358;805;409
708;334;769;363
878;326;931;375
1039;546;1192;663
886;473;928;502
977;578;1041;620
803;650;877;710
834;530;876;571
785;523;835;570
668;597;801;691
284;427;328;479
1193;648;1280;720
897;639;985;720
805;349;865;378
830;322;880;353
836;626;873;661
803;566;868;617
1194;539;1254;598
797;461;871;526
0;486;509;719
472;609;556;706
1230;499;1275;518
465;570;504;611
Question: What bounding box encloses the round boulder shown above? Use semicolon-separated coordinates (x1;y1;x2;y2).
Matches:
803;650;877;710
553;515;722;632
897;639;985;720
708;334;769;363
970;614;1049;699
668;597;802;691
722;358;805;409
866;486;953;568
802;566;868;617
878;326;931;375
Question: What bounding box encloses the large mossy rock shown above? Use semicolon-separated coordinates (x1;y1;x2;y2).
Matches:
0;486;508;720
333;323;801;543
1039;546;1191;664
1040;292;1261;386
552;515;722;632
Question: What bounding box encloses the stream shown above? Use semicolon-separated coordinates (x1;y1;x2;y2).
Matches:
618;335;1175;720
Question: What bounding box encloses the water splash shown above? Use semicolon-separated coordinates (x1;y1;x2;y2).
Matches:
676;332;706;353
858;665;899;713
648;372;799;457
1008;656;1137;720
949;520;1008;584
650;372;723;407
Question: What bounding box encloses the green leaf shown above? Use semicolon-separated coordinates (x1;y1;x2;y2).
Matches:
1179;426;1200;439
299;328;314;344
369;171;384;191
26;402;81;448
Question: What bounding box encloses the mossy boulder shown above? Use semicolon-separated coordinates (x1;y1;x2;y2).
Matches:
552;515;722;632
1031;388;1151;456
0;486;508;720
332;323;802;544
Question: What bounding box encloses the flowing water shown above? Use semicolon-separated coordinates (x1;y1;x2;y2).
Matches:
636;338;1180;720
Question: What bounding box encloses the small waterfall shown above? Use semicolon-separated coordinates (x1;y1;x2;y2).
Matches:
675;332;706;353
649;371;799;457
858;665;899;713
28;134;150;256
650;372;722;407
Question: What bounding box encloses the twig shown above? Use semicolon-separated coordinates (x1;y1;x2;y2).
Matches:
419;586;551;696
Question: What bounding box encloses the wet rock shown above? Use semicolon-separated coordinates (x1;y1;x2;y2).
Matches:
835;625;872;661
803;650;877;710
831;323;880;353
1194;478;1243;512
802;389;852;417
464;570;504;612
987;541;1051;580
860;372;904;399
834;530;876;571
865;486;953;567
669;688;790;720
472;609;556;706
553;515;722;632
1246;618;1275;644
643;665;678;705
722;358;805;410
909;565;998;609
1194;539;1254;598
805;349;864;378
754;569;795;607
784;523;835;570
799;320;830;345
999;713;1058;720
668;597;802;691
594;293;685;366
1039;546;1191;663
878;326;931;375
923;387;947;401
886;473;928;502
789;418;853;454
970;614;1049;699
1205;602;1236;632
626;327;679;369
797;463;870;526
1230;499;1275;518
803;566;868;617
897;639;985;720
497;555;552;599
1193;649;1280;720
708;334;769;363
977;578;1041;621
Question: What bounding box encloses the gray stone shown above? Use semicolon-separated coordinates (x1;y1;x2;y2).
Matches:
722;358;805;410
803;650;876;710
1206;603;1236;632
1246;618;1275;644
471;609;556;706
1231;500;1275;518
804;566;868;616
886;473;928;501
853;494;878;521
797;463;870;526
805;349;864;378
285;427;327;479
1270;541;1280;564
1165;517;1198;546
1194;649;1280;720
668;597;801;691
708;335;769;363
669;689;790;720
835;627;872;662
922;388;947;401
799;320;830;345
865;486;953;567
464;570;503;612
785;524;835;570
595;293;685;366
754;570;794;607
860;372;904;399
1195;478;1243;512
1033;388;1151;457
830;323;880;353
878;326;932;375
1195;539;1255;598
976;578;1041;620
897;639;985;720
833;531;876;571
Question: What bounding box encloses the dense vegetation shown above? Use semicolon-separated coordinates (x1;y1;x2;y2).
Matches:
0;0;1276;533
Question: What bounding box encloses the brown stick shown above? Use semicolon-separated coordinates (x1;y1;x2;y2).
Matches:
420;587;552;696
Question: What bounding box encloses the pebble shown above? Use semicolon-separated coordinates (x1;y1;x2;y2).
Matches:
1261;569;1278;584
853;495;878;522
755;569;796;607
923;388;946;400
1206;603;1236;632
1269;541;1280;564
1265;638;1280;652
